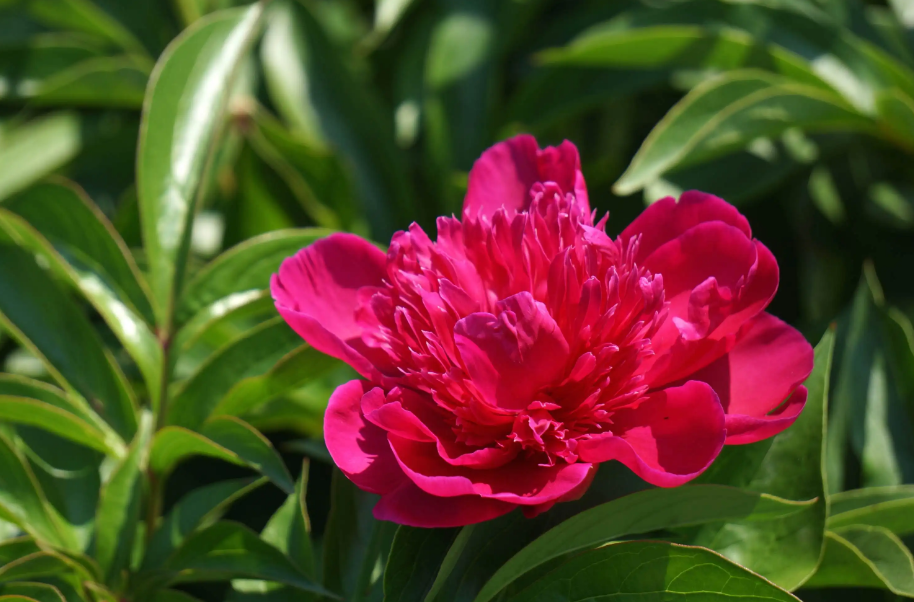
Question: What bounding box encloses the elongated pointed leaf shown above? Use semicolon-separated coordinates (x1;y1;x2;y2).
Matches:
0;396;122;457
167;319;303;429
0;245;137;439
175;229;330;326
94;411;153;581
163;521;331;596
143;478;265;570
829;486;914;536
384;527;460;602
687;327;835;590
324;470;396;602
0;435;73;549
805;526;914;595
137;4;264;328
0;113;82;202
614;71;872;195
473;485;813;602
261;461;313;577
150;416;293;494
0;582;66;602
507;541;799;602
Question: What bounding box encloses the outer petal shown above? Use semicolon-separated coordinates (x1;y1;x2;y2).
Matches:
642;223;779;386
463;135;589;219
577;381;726;487
455;292;570;412
324;380;406;495
621;190;751;263
272;233;390;378
373;481;516;527
389;435;594;505
685;312;814;444
362;387;518;469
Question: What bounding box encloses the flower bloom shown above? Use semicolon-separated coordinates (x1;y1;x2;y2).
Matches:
271;135;814;528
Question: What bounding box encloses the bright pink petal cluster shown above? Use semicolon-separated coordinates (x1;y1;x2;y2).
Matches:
271;135;814;528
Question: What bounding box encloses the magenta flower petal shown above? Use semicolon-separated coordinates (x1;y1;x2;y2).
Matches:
271;233;392;378
463;134;589;219
324;380;406;495
455;292;570;412
373;480;516;528
621;190;751;263
576;381;726;487
688;312;814;444
388;434;595;505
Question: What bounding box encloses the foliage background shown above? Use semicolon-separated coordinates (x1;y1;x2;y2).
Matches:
0;0;913;600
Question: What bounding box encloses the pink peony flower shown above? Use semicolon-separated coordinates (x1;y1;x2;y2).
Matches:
271;135;814;528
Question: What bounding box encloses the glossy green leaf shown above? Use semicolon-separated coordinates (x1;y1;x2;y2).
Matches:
0;434;73;549
258;461;313;579
211;345;339;419
323;470;395;602
473;485;813;602
614;71;872;195
137;4;264;328
163;521;331;596
27;0;150;56
506;541;799;602
0;113;82;202
805;526;914;595
0;245;137;439
828;486;914;536
0;183;160;399
150;416;293;494
257;0;419;239
0;552;82;584
167;318;303;429
0;396;122;457
143;478;266;570
687;327;835;590
175;229;330;326
93;411;153;582
384;527;459;602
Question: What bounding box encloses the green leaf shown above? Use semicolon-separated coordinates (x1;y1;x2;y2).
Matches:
0;396;123;457
686;327;835;590
323;470;395;602
27;0;151;56
257;0;419;239
93;411;153;582
384;527;460;602
540;24;830;90
0;182;160;400
876;88;914;149
0;434;73;549
143;477;266;570
175;229;330;327
614;70;872;195
805;526;914;595
827;267;914;492
167;318;303;429
0;582;66;602
506;541;799;602
472;485;813;602
260;461;313;577
137;4;264;328
163;521;331;596
0;113;82;202
211;345;339;419
0;244;137;440
150;416;294;494
172;291;274;361
0;552;84;584
828;486;914;536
